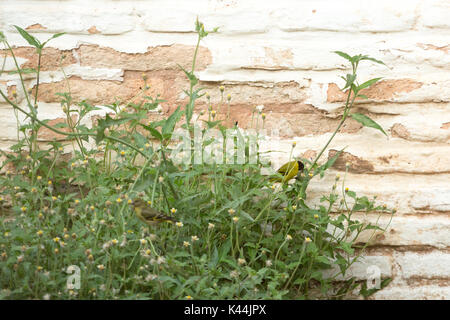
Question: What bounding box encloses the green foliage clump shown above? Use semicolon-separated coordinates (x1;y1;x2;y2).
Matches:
0;20;393;300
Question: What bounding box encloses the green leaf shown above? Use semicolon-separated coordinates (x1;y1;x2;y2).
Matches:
144;125;163;141
363;224;384;231
14;25;41;49
41;32;66;47
346;190;357;199
240;210;255;222
0;31;5;42
209;247;219;268
202;120;222;129
218;240;232;264
341;74;357;91
53;122;68;129
334;51;352;62
360;55;386;66
360;277;392;298
318;148;345;174
8;68;37;75
350;113;387;136
357;94;368;100
177;63;197;85
338;242;354;255
162;105;183;140
357;78;382;92
315;256;332;266
50;32;65;40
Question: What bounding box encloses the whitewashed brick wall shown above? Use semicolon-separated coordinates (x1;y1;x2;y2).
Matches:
0;0;449;299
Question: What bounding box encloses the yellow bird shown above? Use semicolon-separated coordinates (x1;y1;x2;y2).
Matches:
272;160;304;183
132;199;176;226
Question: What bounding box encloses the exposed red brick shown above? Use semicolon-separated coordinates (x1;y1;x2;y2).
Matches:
327;79;423;103
37;115;78;141
302;149;317;161
88;26;100;34
34;70;186;105
391;123;411;139
77;44;212;71
0;47;77;71
378;155;394;164
250;47;294;70
199;81;307;105
25;24;47;30
194;102;362;138
329;149;375;173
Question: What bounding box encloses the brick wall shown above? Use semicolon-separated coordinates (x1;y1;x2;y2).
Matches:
0;0;449;299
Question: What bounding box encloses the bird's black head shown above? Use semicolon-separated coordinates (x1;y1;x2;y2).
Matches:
297;161;305;172
132;198;145;209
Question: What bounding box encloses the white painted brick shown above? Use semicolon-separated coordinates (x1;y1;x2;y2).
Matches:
0;2;135;35
273;0;419;32
323;255;392;281
410;189;450;212
0;104;30;141
304;170;450;215
421;0;450;29
0;84;7;103
302;135;450;175
261;138;450;215
0;56;28;72
202;35;450;85
0;68;124;88
38;66;124;82
140;0;421;34
351;214;450;248
383;43;450;70
365;105;450;143
372;285;450;300
394;81;450;103
142;4;269;34
395;251;450;279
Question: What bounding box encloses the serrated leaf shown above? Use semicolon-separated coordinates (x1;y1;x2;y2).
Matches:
341;74;357;91
202;120;222;129
218;240;232;264
144;125;163;141
357;77;382;92
360;56;386;66
338;242;354;255
334;51;352;62
209;246;219;268
14;25;41;49
346;190;357;199
350;113;387;136
363;224;384;231
177;63;196;83
240;210;255;222
162;105;183;140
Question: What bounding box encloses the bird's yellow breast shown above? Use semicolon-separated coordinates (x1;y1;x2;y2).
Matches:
276;161;299;182
134;207;145;221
